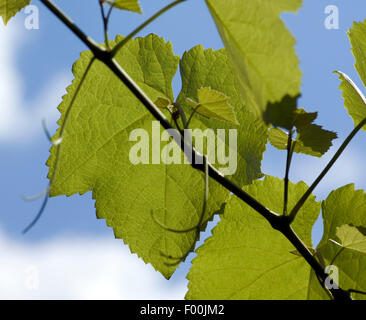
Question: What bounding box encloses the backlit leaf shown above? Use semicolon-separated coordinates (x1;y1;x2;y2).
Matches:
205;0;302;119
295;124;337;157
177;45;268;185
186;87;239;125
187;176;321;299
349;20;366;89
47;34;229;279
335;71;366;130
268;124;337;158
107;0;142;13
0;0;30;25
308;185;366;300
335;224;366;257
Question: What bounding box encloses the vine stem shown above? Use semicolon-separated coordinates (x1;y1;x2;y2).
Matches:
38;0;352;300
283;129;294;215
99;0;111;49
289;116;366;223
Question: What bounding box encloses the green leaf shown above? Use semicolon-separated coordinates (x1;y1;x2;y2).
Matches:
47;34;229;279
186;87;239;125
268;124;337;158
308;185;366;300
263;97;318;131
155;96;172;109
268;128;288;150
205;0;302;119
290;247;317;257
335;224;366;257
263;95;298;130
293;108;318;129
107;0;142;13
295;124;337;157
335;71;366;130
349;20;366;89
0;0;30;25
177;45;268;185
186;176;321;299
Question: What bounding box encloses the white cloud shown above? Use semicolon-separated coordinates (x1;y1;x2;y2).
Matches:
0;20;70;144
0;229;187;299
290;143;366;199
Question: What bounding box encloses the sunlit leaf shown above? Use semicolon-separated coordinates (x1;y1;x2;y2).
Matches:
155;96;172;109
205;0;302;120
268;124;337;158
335;71;366;130
0;0;30;25
177;45;268;185
308;185;366;300
107;0;142;13
186;87;239;125
187;176;321;299
335;224;366;257
47;34;229;278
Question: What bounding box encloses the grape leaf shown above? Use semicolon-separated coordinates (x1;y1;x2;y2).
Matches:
263;97;318;131
186;176;321;299
268;124;337;157
308;185;366;300
186;87;239;125
349;20;366;89
335;71;366;130
295;124;337;157
176;45;268;185
294;109;318;129
335;224;366;256
155;97;172;109
0;0;30;25
263;95;298;130
268;128;288;150
205;0;302;119
47;34;229;278
107;0;142;13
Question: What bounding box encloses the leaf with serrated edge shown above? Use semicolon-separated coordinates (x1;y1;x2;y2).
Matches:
155;97;172;109
349;20;366;89
264;98;318;131
335;71;366;130
47;34;229;278
107;0;142;13
336;224;366;256
268;128;288;150
177;45;268;186
294;108;318;129
205;0;302;119
263;95;298;130
0;0;30;25
268;125;337;158
295;124;337;157
308;185;366;300
187;87;239;124
187;176;321;299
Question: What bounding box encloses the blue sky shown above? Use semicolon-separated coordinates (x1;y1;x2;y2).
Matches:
1;0;366;299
